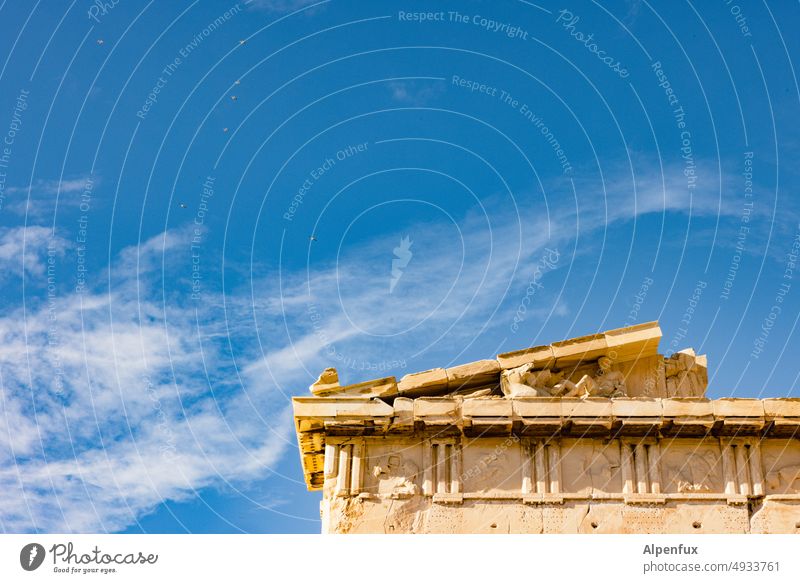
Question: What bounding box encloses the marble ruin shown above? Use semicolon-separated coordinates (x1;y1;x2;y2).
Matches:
293;322;800;533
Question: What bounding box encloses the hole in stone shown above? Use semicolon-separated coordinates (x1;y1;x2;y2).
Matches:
795;522;800;529
692;521;702;529
490;523;497;529
591;522;598;529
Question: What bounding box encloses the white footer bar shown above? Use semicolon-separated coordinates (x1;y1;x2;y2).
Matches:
1;534;798;582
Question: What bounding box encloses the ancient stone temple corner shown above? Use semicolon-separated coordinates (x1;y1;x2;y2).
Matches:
293;322;800;533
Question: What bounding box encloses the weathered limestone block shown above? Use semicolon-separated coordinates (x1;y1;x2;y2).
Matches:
293;397;393;420
460;437;523;495
309;367;340;395
327;376;400;398
512;398;562;436
560;438;623;495
662;398;714;435
413;397;461;427
664;349;708;397
764;398;800;418
605;321;662;361
713;398;765;434
562;398;613;418
659;440;723;494
611;398;662;417
321;498;761;534
750;501;800;533
462;397;512;417
511;398;562;418
390;397;414;431
552;332;608;368
362;439;423;499
612;398;662;434
445;359;500;390
497;345;555;370
764;399;800;437
397;367;448;397
617;354;666;397
761;440;800;495
620;502;750;534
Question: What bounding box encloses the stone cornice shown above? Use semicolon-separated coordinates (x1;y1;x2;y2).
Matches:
293;396;800;490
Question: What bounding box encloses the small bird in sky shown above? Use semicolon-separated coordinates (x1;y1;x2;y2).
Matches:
309;235;317;242
179;202;188;209
239;39;246;45
230;95;238;101
96;39;104;45
234;79;241;85
223;127;229;132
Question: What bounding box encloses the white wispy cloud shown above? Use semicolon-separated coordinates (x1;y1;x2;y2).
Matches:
566;156;741;227
0;226;69;279
246;0;323;14
3;175;96;219
0;230;292;532
386;80;446;106
4;177;91;197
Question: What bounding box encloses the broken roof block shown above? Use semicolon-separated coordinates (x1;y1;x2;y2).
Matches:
605;321;662;362
309;367;340;396
397;367;449;397
310;375;399;399
552;332;608;368
293;396;394;420
496;344;555;370
496;321;662;372
445;359;500;390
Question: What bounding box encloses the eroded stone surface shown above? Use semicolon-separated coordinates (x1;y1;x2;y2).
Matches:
309;367;340;396
397;368;448;397
315;435;800;533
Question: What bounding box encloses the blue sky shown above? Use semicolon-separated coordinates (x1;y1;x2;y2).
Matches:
0;0;798;533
